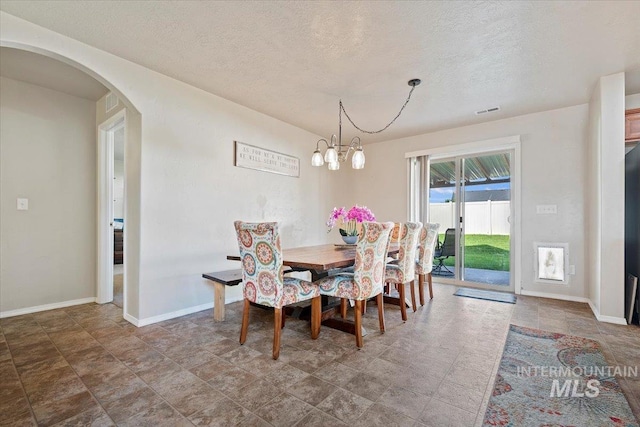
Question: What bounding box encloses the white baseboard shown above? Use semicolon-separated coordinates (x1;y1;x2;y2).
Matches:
520;290;591;304
0;297;97;318
587;300;628;325
122;312;140;327
135;302;213;327
133;295;244;327
0;293;247;326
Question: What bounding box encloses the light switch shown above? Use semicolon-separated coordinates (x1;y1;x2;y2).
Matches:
17;198;29;211
536;205;557;214
569;265;576;275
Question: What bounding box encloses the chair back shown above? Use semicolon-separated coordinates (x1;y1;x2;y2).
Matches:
440;228;456;257
352;221;394;299
390;222;403;243
416;223;440;274
394;222;423;279
234;221;285;308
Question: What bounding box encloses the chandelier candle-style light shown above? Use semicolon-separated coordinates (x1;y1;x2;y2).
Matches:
311;79;421;171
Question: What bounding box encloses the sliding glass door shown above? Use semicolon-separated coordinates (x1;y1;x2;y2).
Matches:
427;151;514;291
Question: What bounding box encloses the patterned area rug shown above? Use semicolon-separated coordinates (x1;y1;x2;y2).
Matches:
483;325;639;426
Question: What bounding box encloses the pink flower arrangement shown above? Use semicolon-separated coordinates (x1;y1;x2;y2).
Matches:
326;205;376;236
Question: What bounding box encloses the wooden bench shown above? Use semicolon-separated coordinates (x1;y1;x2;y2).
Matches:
202;269;243;321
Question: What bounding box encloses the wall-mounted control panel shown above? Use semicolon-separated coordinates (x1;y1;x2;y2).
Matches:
536;204;557;214
17;198;29;211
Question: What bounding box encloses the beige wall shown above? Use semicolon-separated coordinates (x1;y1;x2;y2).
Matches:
114;159;124;219
95;92;142;319
335;104;590;299
586;73;626;321
0;76;97;313
587;79;602;315
1;12;330;323
627;93;640;110
0;11;629;324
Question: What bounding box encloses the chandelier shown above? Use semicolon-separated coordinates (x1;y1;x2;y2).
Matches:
311;79;421;170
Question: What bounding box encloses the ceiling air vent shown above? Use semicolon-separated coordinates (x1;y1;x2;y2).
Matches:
475;106;501;115
105;92;119;113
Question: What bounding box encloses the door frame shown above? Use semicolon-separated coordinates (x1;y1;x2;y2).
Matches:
406;135;522;294
97;110;126;304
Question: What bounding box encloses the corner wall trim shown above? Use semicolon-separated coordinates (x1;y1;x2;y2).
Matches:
587;300;628;325
0;297;97;318
122;312;140;327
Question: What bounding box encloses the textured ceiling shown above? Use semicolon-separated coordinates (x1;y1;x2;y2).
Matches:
0;47;108;101
1;1;639;143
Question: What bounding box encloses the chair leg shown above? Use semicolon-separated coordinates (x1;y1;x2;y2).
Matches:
272;308;282;360
418;273;425;306
311;296;321;340
362;299;367;314
340;299;348;318
354;300;363;348
428;272;434;299
409;279;417;312
376;293;385;333
398;282;408;322
240;299;250;344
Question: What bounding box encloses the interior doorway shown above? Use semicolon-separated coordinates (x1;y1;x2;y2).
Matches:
112;125;125;308
97;110;125;306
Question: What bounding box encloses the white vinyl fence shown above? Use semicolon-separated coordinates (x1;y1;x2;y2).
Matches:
430;201;511;235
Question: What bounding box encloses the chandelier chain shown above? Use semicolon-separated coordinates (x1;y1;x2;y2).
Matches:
339;84;417;135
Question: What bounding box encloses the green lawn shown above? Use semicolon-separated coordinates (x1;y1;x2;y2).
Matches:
439;234;510;271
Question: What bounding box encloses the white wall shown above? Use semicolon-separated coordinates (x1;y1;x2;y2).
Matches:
0;76;97;313
587;80;602;315
114;159;124;219
1;12;329;323
0;12;629;324
337;104;589;299
95;92;142;319
113;126;124;219
627;93;640;110
586;73;626;322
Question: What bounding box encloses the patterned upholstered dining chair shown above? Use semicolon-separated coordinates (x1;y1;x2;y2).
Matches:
415;223;440;303
234;221;321;360
384;222;423;320
314;221;394;348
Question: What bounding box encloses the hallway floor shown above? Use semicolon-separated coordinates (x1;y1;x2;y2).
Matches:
1;283;638;426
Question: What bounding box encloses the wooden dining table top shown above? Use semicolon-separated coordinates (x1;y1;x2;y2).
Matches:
227;243;399;273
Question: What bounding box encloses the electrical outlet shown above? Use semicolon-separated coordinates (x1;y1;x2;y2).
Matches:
536;205;557;214
17;198;28;211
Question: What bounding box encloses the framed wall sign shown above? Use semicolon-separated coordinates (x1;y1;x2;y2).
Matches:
234;141;300;177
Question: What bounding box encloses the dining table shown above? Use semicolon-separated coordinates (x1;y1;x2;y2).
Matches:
227;243;405;336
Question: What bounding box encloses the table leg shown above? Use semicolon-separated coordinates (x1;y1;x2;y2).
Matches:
297;296;368;337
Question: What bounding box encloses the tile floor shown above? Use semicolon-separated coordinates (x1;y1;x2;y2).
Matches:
1;282;639;426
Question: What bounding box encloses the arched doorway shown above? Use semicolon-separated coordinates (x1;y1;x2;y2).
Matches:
0;42;142;323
